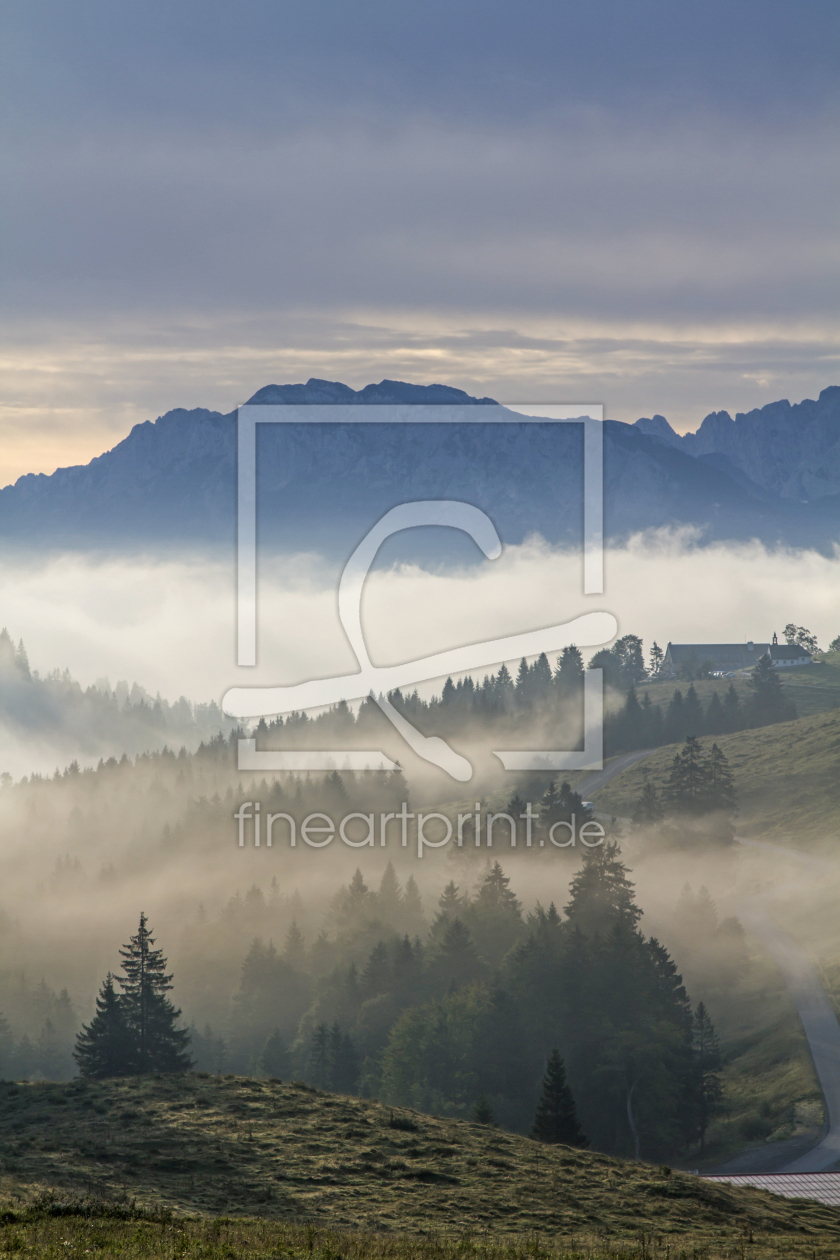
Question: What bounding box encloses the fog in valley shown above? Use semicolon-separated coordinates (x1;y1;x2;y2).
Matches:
0;531;837;1159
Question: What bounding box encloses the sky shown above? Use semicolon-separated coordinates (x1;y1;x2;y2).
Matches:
1;0;839;487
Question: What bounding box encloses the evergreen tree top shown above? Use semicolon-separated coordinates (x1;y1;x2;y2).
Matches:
564;841;643;937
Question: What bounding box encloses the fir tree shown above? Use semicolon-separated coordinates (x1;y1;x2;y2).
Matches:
693;1002;723;1153
705;690;725;734
555;645;584;697
361;940;391;997
613;634;646;686
588;647;624;691
494;663;514;711
665;688;686;743
73;973;133;1078
649;642;664;675
474;861;521;915
683;684;704;736
531;652;553;703
377;861;403;926
432;917;484;989
36;1018;66;1080
565;841;643;937
308;1023;330;1086
632;781;664;825
282;920;307;972
539;779;585;835
665;736;710;815
432;880;464;937
747;654;796;726
328;1022;360;1093
531;1050;587;1147
401;875;425;936
261;1029;290;1079
117;914;192;1074
707;743;737;812
514;656;531;707
471;1094;497;1125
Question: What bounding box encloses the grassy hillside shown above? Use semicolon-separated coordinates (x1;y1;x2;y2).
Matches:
588;707;840;846
636;659;840;720
2;1074;840;1252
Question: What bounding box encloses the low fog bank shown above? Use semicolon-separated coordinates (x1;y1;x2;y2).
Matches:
0;731;827;1158
1;533;838;707
0;629;237;780
0;532;836;1158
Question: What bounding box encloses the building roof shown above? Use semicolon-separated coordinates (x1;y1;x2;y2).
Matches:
769;643;811;659
663;641;811;671
665;642;771;664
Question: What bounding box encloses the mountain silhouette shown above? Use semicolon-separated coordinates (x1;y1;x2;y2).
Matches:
1;380;838;556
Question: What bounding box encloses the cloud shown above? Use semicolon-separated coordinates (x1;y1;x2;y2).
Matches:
1;535;838;716
1;1;838;473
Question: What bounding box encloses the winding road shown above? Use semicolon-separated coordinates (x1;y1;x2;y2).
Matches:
578;757;840;1175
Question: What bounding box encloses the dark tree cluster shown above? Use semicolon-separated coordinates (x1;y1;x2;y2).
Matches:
0;628;235;755
239;637;797;765
202;853;723;1160
606;655;796;757
633;738;736;825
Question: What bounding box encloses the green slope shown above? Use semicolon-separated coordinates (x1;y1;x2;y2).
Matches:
1;1075;840;1248
589;707;840;847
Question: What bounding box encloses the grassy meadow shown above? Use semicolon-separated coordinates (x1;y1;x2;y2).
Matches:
586;706;840;847
2;1075;840;1258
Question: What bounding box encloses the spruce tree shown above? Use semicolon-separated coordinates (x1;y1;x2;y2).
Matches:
707;743;737;812
282;920;307;972
665;736;711;815
117;914;192;1074
308;1023;330;1086
531;1050;587;1147
377;861;403;926
401;875;425;936
328;1022;360;1093
693;1001;723;1153
564;841;643;937
514;657;531;707
747;655;796;726
632;781;664;825
705;690;725;734
471;1095;497;1126
73;973;133;1078
555;645;584;698
531;652;553;704
665;689;686;743
261;1029;290;1079
613;634;646;686
683;684;704;736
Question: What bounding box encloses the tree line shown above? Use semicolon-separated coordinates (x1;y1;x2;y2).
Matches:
70;851;725;1162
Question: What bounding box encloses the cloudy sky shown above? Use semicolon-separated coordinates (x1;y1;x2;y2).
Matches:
1;0;838;486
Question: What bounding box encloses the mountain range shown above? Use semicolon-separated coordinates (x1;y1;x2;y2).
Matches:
1;381;838;557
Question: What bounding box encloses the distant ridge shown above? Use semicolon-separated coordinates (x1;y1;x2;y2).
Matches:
635;386;840;501
0;379;838;554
